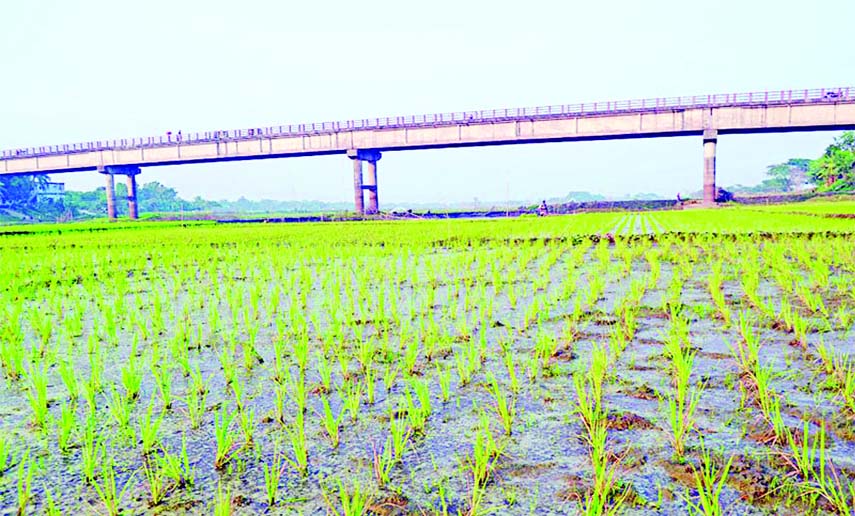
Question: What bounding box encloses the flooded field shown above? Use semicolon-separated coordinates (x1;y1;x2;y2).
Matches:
0;202;854;515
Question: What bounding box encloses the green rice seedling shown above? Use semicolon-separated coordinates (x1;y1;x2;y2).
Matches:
356;336;375;373
683;441;734;516
320;395;343;448
316;350;333;393
662;386;703;460
57;401;76;453
323;478;373;516
389;411;411;461
230;375;246;411
240;408;255;447
185;380;208;430
213;484;232;516
143;458;168;506
58;359;79;401
402;339;419;376
25;364;49;429
284;412;309;475
405;379;431;433
340;377;362;422
80;416;103;484
292;335;309;374
379;364;397;392
16;450;35;515
214;405;240;469
364;366;376;404
486;372;516;435
152;364;174;410
461;413;503;515
0;433;10;473
139;401;164;454
120;341;143;401
285;368;307;414
729;312;761;375
218;345;238;386
44;483;61;516
502;350;521;394
93;456;136;516
436;362;452;402
262;447;286;506
106;387;134;442
373;439;395;487
785;421;855;514
534;328;558;368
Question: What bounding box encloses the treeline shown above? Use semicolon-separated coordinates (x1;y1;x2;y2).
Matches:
729;131;855;194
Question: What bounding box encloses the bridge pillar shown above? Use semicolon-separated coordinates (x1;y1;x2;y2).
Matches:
347;150;382;215
101;169;117;220
349;154;364;215
101;165;142;219
703;130;718;205
126;171;140;220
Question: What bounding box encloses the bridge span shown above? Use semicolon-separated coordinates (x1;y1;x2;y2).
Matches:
2;87;854;217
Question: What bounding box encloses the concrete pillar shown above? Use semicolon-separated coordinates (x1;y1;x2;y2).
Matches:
126;174;139;220
347;149;382;215
103;171;116;220
364;159;379;214
351;156;364;215
703;129;718;205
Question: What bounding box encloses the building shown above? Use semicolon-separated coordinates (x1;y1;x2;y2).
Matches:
35;181;65;203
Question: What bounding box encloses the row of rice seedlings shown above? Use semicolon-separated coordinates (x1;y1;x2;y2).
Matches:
660;309;704;459
783;421;855;513
571;342;629;514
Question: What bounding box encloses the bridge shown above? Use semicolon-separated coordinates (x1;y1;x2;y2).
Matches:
2;87;854;218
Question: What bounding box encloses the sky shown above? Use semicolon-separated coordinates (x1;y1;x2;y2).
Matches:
1;0;854;204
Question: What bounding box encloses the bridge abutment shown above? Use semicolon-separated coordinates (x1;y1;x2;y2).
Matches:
703;130;718;205
347;150;382;215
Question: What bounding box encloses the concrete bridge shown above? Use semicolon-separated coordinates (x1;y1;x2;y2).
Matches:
2;87;854;218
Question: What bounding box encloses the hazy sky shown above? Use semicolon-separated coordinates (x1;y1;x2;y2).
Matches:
2;0;854;203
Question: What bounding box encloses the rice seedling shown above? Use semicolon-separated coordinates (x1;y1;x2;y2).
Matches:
57;401;76;453
16;451;35;515
683;441;734;516
214;405;241;469
320;395;343;448
340;376;362;422
0;433;10;473
405;378;432;433
262;446;286;506
284;411;309;475
185;378;208;430
58;359;79;401
143;457;168;506
152;364;174;410
486;371;516;435
213;484;232;516
25;364;49;429
120;340;143;400
92;456;136;516
106;387;134;442
139;401;164;454
80;415;103;484
323;478;373;516
239;407;256;447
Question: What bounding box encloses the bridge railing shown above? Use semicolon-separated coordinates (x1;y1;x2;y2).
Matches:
2;87;852;161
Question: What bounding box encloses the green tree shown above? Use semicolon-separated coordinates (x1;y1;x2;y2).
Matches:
809;132;855;191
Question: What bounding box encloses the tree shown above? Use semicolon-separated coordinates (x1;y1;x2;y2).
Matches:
809;132;855;191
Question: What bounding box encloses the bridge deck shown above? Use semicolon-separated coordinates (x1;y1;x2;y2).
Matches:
2;87;854;175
